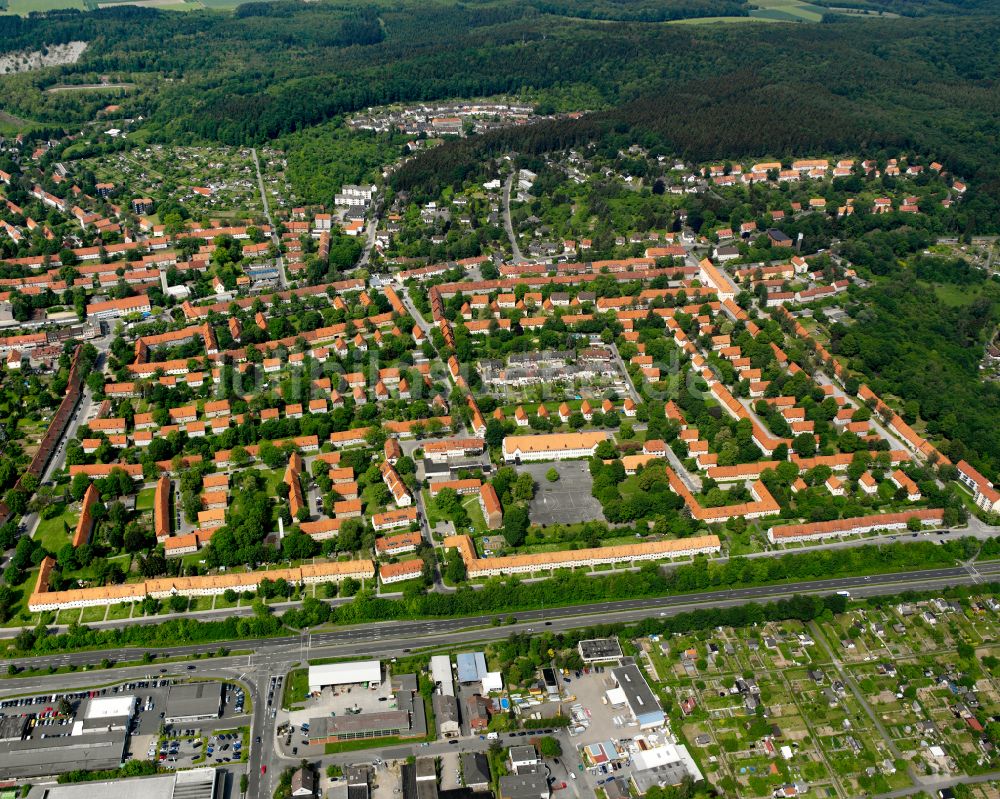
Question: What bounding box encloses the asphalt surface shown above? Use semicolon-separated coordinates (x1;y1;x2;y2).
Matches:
503;173;524;263
251;147;285;290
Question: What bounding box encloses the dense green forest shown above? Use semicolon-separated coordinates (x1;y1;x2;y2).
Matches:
831;270;1000;474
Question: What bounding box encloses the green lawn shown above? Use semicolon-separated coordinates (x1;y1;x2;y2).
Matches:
136;487;156;511
34;509;76;553
282;668;309;708
421;490;444;527
929;282;985;307
80;605;106;623
461;494;489;534
261;467;284;497
106;602;134;621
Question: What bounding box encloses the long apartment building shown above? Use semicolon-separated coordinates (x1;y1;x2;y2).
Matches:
767;508;944;545
501;431;608;463
444;534;720;578
28;558;374;612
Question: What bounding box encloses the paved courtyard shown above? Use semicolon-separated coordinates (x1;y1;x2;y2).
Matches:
520;461;605;526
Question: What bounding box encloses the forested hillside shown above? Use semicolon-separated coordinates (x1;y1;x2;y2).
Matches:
2;0;998;193
391;15;1000;235
832;272;1000;474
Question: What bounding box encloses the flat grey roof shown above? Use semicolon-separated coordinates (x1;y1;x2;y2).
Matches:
1;729;127;779
166;682;223;721
578;637;623;661
26;767;219;799
0;715;29;741
311;710;410;736
611;664;663;721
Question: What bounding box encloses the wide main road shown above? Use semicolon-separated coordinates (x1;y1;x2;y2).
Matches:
2;563;996;676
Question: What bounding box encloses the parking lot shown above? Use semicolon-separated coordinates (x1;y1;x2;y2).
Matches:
153;726;249;770
521;461;604;525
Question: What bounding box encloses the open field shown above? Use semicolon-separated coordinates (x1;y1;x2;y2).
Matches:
668;0;833;23
45;83;136;94
97;0;199;10
1;0;84;13
749;0;827;22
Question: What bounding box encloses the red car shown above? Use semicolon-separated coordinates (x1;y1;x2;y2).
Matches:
260;766;266;775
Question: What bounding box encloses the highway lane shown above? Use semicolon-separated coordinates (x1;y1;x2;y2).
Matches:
2;563;996;682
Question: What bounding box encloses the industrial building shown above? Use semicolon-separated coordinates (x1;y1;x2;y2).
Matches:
430;655;454;696
609;663;664;729
308;660;382;693
456;652;488;684
165;682;224;723
578;638;624;663
26;766;221;799
629;744;702;794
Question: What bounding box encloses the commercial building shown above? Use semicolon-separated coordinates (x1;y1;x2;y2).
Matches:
610;664;664;729
308;660;382;693
629;743;702;794
165;682;223;723
309;677;426;744
79;695;136;733
310;710;410;743
578;638;624;663
25;767;221;799
1;730;129;779
456;652;488;684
